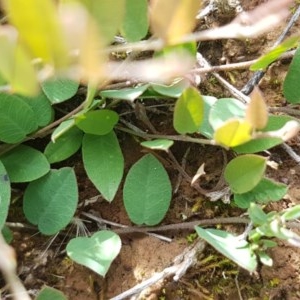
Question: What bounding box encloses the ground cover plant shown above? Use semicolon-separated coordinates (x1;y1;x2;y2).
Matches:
1;0;300;299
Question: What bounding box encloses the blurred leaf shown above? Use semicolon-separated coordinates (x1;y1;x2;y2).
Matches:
76;110;119;135
2;225;13;244
224;154;266;194
4;0;68;68
67;230;121;277
1;145;50;182
234;178;287;208
258;252;273;266
36;286;67;300
0;161;10;229
150;0;201;44
100;84;149;101
141;139;173;151
283;46;300;103
0;28;38;95
41;77;79;104
173;87;204;134
246;87;268;130
282;205;300;221
195;227;257;272
19;93;54;127
251;36;300;71
121;0;148;42
155;42;197;58
151;78;190;98
44;127;83;164
262;115;296;131
209;98;246;130
79;0;125;44
248;203;268;226
0;93;38;143
23;168;78;235
214;119;252;148
123;154;172;225
82;132;124;202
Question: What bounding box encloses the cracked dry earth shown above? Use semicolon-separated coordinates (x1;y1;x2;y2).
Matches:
2;0;300;299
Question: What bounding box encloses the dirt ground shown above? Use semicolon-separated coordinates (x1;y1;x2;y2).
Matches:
2;1;300;299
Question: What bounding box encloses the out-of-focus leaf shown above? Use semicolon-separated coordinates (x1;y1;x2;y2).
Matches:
0;27;38;95
151;78;190;98
141;139;173;151
121;0;148;42
149;0;201;44
4;0;68;68
246;87;268;130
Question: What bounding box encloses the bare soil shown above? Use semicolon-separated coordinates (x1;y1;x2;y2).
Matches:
3;1;300;299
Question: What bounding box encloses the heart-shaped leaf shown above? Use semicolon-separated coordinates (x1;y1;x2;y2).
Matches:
66;230;121;277
224;154;266;194
173;87;204;134
123;154;172;225
23;168;78;235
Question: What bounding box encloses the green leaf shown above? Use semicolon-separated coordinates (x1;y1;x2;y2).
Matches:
123;154;172;225
44;127;83;164
80;0;125;44
150;79;190;98
283;46;300;104
0;93;38;143
121;0;148;42
0;161;10;229
36;286;67;300
23;168;78;235
282;205;300;221
4;0;68;68
82;132;124;202
2;225;13;244
233;137;282;154
224;154;266;193
198;95;217;139
248;203;268;226
195;227;257;272
141;139;173;151
51;119;76;142
19;93;54;127
67;230;121;277
1;145;50;183
209;98;246;130
234;178;287;208
173;87;204;134
76;110;119;135
251;36;300;71
258;252;273;267
41;77;79;104
262;115;296;131
100;84;149;101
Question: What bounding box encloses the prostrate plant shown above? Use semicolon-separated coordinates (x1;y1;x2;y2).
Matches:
0;0;299;298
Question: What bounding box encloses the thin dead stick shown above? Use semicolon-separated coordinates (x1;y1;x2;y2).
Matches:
281;143;300;164
0;233;31;300
110;239;206;300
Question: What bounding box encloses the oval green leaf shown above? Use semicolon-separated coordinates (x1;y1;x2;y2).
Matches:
23;168;78;235
67;230;121;277
36;286;67;300
1;145;50;183
123;154;172;225
76;110;119;135
82;132;124;202
141;139;173;151
41;77;79;104
44;127;83;164
121;0;148;42
283;46;300;104
224;154;266;193
0;93;38;143
151;78;190;98
173;86;204;134
0;161;10;229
